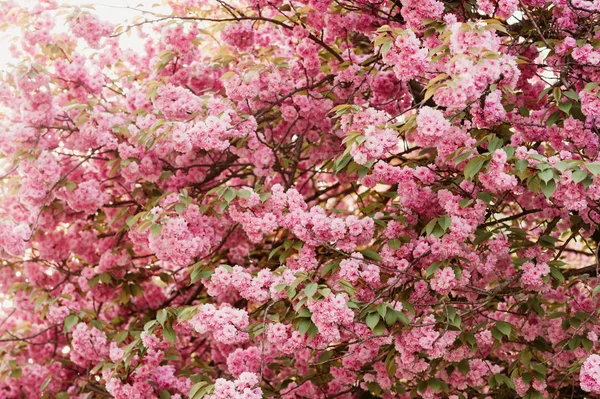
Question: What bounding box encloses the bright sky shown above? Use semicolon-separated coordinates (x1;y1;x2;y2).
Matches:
0;0;168;71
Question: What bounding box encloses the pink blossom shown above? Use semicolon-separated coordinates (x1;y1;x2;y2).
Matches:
69;12;113;49
416;106;451;137
581;354;600;393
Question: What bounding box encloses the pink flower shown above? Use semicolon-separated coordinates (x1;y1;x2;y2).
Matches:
154;84;202;120
581;354;600;393
65;179;109;214
69;12;113;49
70;323;109;367
0;221;30;256
416;106;451;137
521;261;550;290
430;267;457;294
221;23;255;51
383;30;428;81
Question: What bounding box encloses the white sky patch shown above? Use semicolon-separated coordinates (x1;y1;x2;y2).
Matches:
0;0;170;72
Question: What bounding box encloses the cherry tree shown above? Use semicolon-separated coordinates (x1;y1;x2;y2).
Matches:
0;0;600;398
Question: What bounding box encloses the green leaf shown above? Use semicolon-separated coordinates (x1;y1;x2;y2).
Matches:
553;87;562;101
285;286;297;299
157;309;167;325
144;320;157;332
446;306;457;322
10;367;22;379
438;215;451;231
582;336;594;351
429;378;442;391
163;324;176;344
396;311;410;325
487;136;503;153
563;90;579;101
538;169;554;183
385;351;397;377
477;191;493;204
473;230;493;245
554;160;577;172
373;34;392;47
384;309;398;326
521;350;532;366
259;192;272;202
40;377;52;392
584;82;599;92
126;213;143;227
381;40;392;56
496;321;512;336
458;199;473;208
537;86;552;101
307;322;319;339
527;391;544;399
366;313;380;330
34;292;48;310
91;320;103;331
388;239;402;250
63;315;79;333
418;380;428;394
317;350;334;364
99;273;111;284
515;159;528;174
532;363;547;377
457;359;470;375
114;331;128;344
223;188;236;203
425;262;441;278
572;169;588;183
587;162;600;176
304;283;318;298
546;111;562;127
549;266;565;284
540;179;556;198
519;106;530;117
558;101;572;114
372;320;386;335
453;266;463;281
361;249;382;261
150;223;162;236
540;235;559;249
423;218;437;236
268;245;282;260
454;150;473;165
320;261;339;277
190;267;212;285
189;382;208;399
297;319;311;335
334;153;352;172
464;156;486;180
237;189;251;199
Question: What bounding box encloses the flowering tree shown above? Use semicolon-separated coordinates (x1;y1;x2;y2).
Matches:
1;0;600;398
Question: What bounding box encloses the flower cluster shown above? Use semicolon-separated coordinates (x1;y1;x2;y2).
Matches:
190;304;250;345
206;372;262;399
581;354;600;394
69;11;113;49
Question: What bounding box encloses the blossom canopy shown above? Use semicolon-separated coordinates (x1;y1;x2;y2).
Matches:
0;0;600;398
